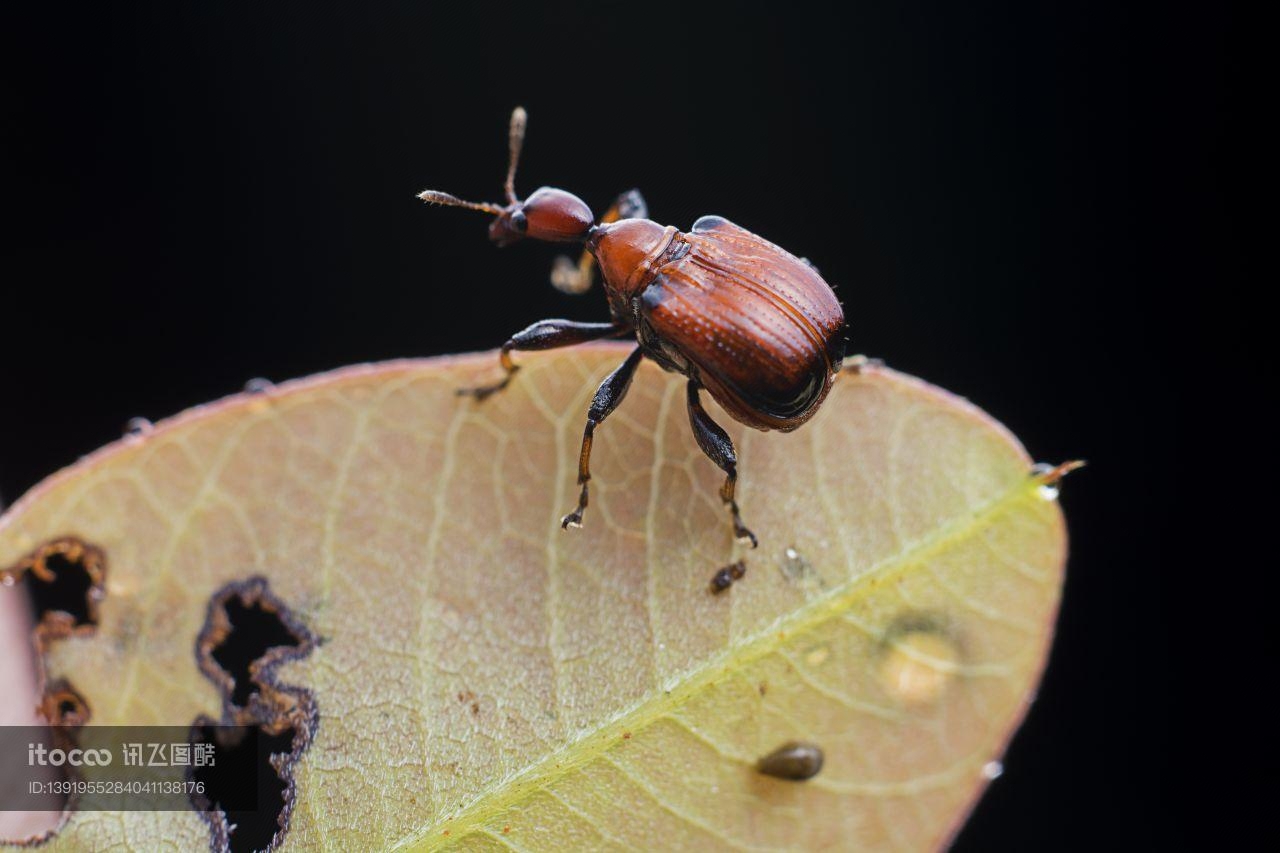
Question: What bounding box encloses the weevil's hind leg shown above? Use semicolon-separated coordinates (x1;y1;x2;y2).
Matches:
457;319;629;401
686;381;758;548
561;347;646;530
551;189;650;294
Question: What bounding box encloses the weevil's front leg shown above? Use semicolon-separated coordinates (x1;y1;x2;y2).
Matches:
551;189;649;294
457;319;629;401
561;346;646;530
686;381;758;548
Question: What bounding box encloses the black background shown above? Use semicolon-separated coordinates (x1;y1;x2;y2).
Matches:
3;1;1233;849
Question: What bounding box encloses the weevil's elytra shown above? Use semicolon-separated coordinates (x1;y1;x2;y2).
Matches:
419;107;848;547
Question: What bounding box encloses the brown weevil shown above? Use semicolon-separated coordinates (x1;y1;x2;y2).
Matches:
420;108;846;547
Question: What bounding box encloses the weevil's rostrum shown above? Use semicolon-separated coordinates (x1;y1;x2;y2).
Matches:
420;107;847;547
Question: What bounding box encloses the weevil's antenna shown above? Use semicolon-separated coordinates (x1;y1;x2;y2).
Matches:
417;108;527;216
416;190;505;215
505;106;527;204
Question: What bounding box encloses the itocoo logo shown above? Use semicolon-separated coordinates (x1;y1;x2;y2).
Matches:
28;743;112;766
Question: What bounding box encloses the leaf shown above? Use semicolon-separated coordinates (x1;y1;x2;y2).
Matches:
0;344;1069;851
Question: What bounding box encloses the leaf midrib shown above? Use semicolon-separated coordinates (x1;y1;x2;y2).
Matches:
397;474;1042;851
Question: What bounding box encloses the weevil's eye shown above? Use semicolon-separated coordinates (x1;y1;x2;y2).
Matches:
521;187;594;242
488;208;528;246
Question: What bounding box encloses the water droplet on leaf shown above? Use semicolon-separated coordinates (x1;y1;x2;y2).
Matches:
244;378;275;394
880;626;959;707
123;417;153;437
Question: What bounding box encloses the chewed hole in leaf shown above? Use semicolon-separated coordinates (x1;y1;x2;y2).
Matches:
28;552;94;627
210;596;303;708
190;722;301;853
2;538;106;635
200;579;307;712
192;578;317;853
9;681;95;831
41;681;91;729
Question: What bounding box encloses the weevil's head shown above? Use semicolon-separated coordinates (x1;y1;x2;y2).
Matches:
483;187;594;247
418;107;594;247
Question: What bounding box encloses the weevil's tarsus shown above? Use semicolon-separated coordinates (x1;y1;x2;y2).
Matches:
456;347;520;402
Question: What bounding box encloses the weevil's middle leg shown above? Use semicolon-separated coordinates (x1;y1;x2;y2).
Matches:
457;319;628;401
686;381;758;548
551;189;649;294
561;346;646;530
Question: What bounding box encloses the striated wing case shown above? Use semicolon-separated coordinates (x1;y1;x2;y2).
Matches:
638;215;845;431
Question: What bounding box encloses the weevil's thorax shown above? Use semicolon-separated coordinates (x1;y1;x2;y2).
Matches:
589;219;685;317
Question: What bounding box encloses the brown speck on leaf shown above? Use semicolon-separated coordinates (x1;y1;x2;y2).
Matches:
709;560;747;593
758;741;824;781
456;690;481;715
622;731;632;740
503;825;511;834
758;682;768;697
